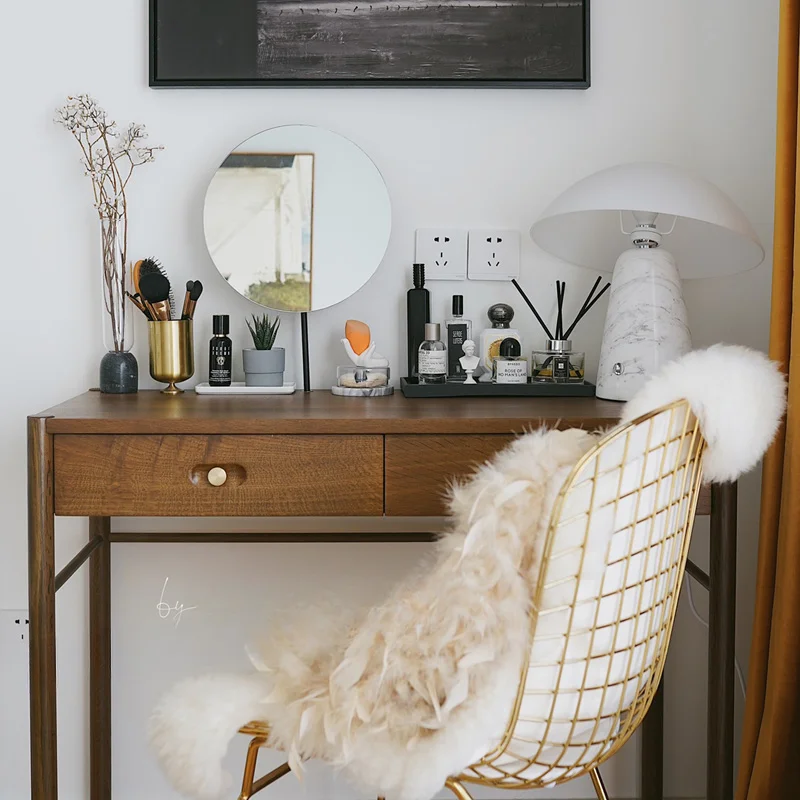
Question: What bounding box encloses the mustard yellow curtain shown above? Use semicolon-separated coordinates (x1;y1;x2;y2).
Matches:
736;1;800;796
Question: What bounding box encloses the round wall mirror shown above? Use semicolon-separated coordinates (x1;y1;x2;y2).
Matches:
203;125;391;313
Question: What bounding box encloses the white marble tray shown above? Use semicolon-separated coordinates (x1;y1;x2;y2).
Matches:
195;382;296;395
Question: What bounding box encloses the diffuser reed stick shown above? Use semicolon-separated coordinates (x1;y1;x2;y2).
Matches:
511;279;554;340
513;276;610;343
555;281;565;340
563;280;611;340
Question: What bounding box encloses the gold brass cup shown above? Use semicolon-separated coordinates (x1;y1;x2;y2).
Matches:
148;320;194;395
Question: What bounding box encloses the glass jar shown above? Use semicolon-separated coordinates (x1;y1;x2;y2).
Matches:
337;366;390;389
531;339;585;383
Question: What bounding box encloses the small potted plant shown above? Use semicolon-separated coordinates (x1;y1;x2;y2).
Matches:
243;314;284;387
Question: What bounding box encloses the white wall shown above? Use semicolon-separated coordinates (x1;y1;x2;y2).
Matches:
0;1;779;798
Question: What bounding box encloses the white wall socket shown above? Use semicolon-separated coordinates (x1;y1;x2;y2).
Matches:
414;229;468;281
0;609;29;649
468;229;521;281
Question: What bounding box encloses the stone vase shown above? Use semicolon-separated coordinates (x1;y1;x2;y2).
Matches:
99;351;138;394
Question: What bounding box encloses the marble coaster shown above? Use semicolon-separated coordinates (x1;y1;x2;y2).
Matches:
331;385;394;397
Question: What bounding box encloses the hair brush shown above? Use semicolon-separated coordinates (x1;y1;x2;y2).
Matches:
139;272;173;321
134;258;175;318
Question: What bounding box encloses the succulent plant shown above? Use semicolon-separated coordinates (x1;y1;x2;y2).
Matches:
246;313;281;350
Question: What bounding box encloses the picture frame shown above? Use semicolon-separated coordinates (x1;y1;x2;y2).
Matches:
149;0;590;88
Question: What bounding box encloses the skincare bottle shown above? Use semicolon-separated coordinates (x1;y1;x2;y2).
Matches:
492;338;528;384
406;263;430;377
445;295;472;382
209;314;232;387
418;323;447;384
479;304;522;372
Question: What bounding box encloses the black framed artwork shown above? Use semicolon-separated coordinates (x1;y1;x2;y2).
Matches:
149;0;590;88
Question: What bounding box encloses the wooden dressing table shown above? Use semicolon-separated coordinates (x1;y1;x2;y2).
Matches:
27;390;736;800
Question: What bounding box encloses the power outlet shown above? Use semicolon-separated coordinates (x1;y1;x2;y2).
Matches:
0;610;30;798
0;609;29;648
414;229;468;281
467;229;521;281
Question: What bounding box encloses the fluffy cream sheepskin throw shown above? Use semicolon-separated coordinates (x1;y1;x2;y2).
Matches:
150;345;785;800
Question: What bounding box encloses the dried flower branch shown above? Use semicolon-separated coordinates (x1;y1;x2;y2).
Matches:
56;95;163;351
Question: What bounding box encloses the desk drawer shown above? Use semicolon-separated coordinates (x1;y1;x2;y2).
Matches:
54;435;384;516
385;434;514;516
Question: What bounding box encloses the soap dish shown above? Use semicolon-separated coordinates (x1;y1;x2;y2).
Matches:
195;382;296;395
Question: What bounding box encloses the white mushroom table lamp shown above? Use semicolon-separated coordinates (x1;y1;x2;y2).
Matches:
531;162;764;400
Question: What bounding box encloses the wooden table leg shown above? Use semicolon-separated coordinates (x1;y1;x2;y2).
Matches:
28;417;57;800
90;517;112;800
708;482;737;800
641;677;664;800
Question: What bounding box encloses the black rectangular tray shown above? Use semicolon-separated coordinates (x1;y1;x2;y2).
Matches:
400;378;596;398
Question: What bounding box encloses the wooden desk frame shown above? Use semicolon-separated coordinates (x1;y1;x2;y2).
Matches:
27;392;737;800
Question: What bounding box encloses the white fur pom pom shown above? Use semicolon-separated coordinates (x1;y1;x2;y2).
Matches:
621;344;786;482
148;673;269;799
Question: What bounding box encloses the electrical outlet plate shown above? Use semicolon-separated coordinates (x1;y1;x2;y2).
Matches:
414;229;468;281
468;229;521;281
0;609;29;650
0;609;29;798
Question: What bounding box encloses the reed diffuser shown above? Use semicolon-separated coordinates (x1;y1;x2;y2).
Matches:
512;277;610;383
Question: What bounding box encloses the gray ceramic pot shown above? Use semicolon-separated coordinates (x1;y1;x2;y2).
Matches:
243;347;285;387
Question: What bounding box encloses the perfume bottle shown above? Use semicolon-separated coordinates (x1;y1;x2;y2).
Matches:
418;323;447;384
208;315;232;386
445;295;472;381
532;339;586;383
492;338;528;384
406;263;430;377
479;304;522;372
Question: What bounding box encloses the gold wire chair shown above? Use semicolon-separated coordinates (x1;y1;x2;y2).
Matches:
236;400;706;800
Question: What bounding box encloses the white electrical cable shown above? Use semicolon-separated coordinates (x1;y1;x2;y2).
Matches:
685;575;747;700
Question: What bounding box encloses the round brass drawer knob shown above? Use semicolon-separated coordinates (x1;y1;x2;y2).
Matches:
207;467;227;487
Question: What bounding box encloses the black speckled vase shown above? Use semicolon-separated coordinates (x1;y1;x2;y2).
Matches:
99;351;138;394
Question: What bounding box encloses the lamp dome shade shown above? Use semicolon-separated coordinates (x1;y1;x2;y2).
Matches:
530;162;764;279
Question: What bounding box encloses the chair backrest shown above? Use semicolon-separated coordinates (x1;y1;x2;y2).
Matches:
462;400;706;788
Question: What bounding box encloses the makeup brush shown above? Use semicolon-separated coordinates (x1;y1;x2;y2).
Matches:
180;280;195;320
182;280;204;320
139;272;172;321
138;258;175;318
126;291;151;319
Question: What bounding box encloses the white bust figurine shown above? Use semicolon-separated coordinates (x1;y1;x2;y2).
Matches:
459;339;480;384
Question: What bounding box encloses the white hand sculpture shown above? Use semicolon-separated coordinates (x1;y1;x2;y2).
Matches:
341;339;389;368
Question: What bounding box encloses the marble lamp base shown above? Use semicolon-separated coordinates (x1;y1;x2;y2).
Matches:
596;247;692;401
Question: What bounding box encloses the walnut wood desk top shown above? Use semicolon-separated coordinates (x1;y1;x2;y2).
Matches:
35;390;624;435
